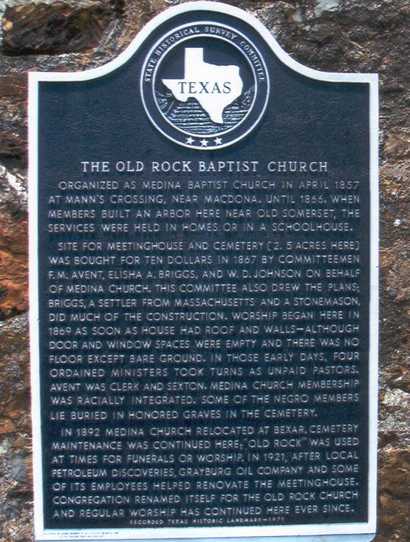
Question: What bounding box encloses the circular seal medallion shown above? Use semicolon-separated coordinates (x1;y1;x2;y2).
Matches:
141;22;270;150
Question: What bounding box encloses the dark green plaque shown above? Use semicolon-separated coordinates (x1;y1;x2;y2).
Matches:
29;2;379;542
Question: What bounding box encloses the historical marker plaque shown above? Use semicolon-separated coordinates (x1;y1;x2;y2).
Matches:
29;2;379;541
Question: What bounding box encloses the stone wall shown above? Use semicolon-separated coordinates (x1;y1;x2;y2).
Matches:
0;1;409;541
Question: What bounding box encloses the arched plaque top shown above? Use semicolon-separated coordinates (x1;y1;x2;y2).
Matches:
29;1;378;85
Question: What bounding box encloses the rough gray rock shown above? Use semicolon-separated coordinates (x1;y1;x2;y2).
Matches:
2;1;119;54
315;0;341;17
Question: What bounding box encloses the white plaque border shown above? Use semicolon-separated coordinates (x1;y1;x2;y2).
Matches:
29;1;379;541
